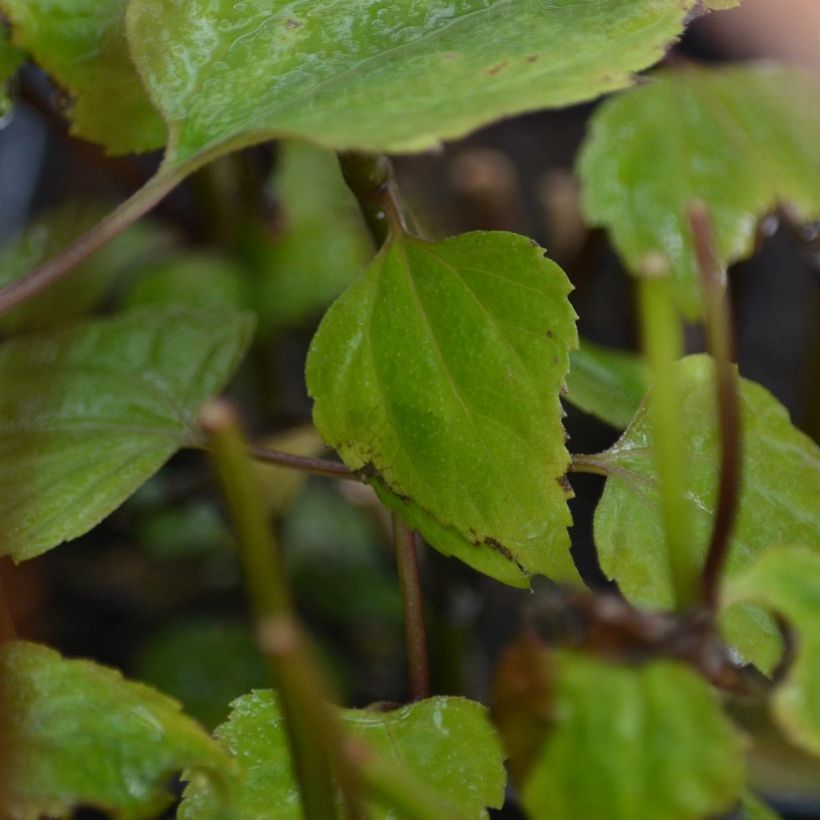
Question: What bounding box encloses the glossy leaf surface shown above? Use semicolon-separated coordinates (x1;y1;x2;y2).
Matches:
520;651;745;820
0;306;253;561
0;0;165;154
726;547;820;757
127;0;703;170
1;641;232;820
180;691;505;819
579;64;820;317
307;231;578;587
565;339;649;429
594;356;820;672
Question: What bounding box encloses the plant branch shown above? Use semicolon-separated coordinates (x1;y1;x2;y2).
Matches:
201;400;364;820
636;256;700;609
247;443;359;481
0;171;181;317
688;202;742;612
568;454;611;477
392;514;430;701
338;152;408;246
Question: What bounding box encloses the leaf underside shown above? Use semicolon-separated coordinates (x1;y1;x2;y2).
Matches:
307;231;578;587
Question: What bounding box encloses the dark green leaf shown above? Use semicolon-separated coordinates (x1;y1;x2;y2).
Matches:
726;547;820;757
0;306;254;561
565;339;649;428
0;22;24;116
593;356;820;672
180;692;506;819
0;0;165;154
578;64;820;318
127;0;708;170
307;231;578;587
521;651;745;820
1;640;233;820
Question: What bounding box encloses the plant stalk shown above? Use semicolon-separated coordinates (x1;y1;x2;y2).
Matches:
201;400;364;820
636;257;700;608
0;569;15;644
688;202;742;611
391;514;430;701
247;443;358;481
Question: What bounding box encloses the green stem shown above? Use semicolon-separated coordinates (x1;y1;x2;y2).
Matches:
688;202;742;611
391;514;430;701
0;170;181;316
246;443;359;481
337;152;408;246
636;260;699;608
201;400;363;820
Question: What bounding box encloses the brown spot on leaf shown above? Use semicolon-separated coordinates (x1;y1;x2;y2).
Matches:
526;54;539;63
557;474;573;496
285;18;302;29
443;52;460;60
487;61;509;76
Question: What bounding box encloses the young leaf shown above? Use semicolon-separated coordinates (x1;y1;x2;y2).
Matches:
578;64;820;318
307;231;578;587
0;0;165;154
565;339;649;428
0;23;24;116
127;0;707;171
593;356;820;672
180;691;506;819
517;651;746;820
1;640;233;820
250;140;372;332
0;306;253;562
725;547;820;758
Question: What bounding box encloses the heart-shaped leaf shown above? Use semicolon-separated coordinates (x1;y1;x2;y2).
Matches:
0;306;254;561
307;231;578;587
1;640;234;820
593;356;820;672
578;64;820;318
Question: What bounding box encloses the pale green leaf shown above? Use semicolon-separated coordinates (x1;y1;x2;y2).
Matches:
0;306;254;561
180;692;506;819
578;64;820;318
0;0;165;154
521;651;745;820
725;547;820;758
593;356;820;673
565;339;649;428
127;0;706;171
307;231;578;587
251;140;372;332
1;640;233;820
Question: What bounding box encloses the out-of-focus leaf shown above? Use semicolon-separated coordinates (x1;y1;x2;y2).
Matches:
741;791;781;820
1;640;233;820
501;648;745;820
565;339;649;428
134;618;268;730
307;231;578;587
0;23;24;116
180;691;505;819
250;140;372;331
726;547;820;758
593;356;820;672
0;205;172;333
127;0;708;171
0;0;165;154
124;252;252;313
578;64;820;318
0;306;253;561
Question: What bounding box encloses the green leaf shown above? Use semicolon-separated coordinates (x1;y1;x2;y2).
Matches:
725;547;820;758
565;339;649;428
307;231;578;587
520;651;745;820
180;692;506;819
741;791;781;820
0;0;165;154
593;355;820;672
250;140;372;332
123;251;252;313
0;23;24;116
135;618;268;730
0;306;253;561
0;204;173;333
1;640;233;820
578;64;820;318
127;0;705;171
